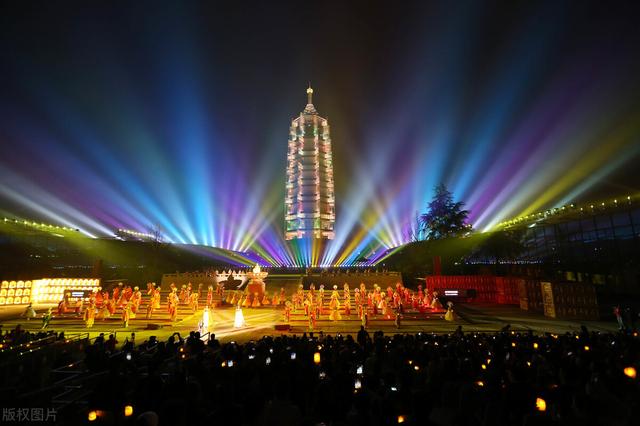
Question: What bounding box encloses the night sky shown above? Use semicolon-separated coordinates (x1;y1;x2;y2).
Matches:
1;1;639;265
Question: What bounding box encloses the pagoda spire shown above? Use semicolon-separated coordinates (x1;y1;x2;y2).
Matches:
306;83;313;104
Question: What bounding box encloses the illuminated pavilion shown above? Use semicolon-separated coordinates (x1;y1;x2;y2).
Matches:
285;85;336;240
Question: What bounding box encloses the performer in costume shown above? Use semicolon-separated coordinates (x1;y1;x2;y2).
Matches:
168;291;179;322
431;291;441;310
189;291;199;312
308;308;315;330
309;283;316;299
445;301;455;321
186;283;192;302
22;303;37;320
84;302;96;328
234;301;246;327
361;309;368;329
202;306;210;330
107;296;116;316
41;308;53;329
371;293;378;316
95;288;103;307
207;286;214;307
261;292;270;306
284;301;292;322
344;293;351;316
304;297;310;316
251;292;261;308
98;298;111;320
113;283;123;303
296;285;305;310
329;294;342;321
131;286;142;315
122;302;132;328
145;296;154;319
57;298;66;316
331;285;339;301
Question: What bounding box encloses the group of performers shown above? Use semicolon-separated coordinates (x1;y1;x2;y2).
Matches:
47;279;449;331
223;287;287;309
283;282;445;329
52;281;219;329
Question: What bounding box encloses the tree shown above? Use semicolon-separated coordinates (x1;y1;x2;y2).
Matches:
418;184;471;240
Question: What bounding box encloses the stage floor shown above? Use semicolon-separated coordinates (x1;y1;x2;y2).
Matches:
0;302;617;344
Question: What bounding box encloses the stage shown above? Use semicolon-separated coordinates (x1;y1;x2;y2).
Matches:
0;302;617;345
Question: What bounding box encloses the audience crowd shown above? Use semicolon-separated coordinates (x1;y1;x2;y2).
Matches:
71;327;640;425
0;325;64;349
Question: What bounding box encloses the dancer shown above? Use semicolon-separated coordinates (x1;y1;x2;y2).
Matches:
168;290;179;322
113;282;123;303
201;306;210;331
131;286;142;315
84;302;96;328
122;302;132;328
361;308;368;329
284;300;292;322
234;301;246;328
21;303;37;320
107;295;116;316
98;298;112;320
252;292;261;308
41;307;53;329
207;286;214;307
309;283;316;299
445;301;455;321
261;292;270;306
431;291;442;310
329;293;341;321
189;291;199;313
344;293;351;316
304;296;311;317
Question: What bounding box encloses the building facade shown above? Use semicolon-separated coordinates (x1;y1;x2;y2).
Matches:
285;86;335;240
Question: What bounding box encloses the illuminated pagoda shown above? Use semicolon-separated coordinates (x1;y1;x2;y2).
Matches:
285;85;335;240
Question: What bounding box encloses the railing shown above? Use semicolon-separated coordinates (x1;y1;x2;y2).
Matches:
0;333;58;356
